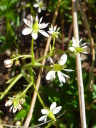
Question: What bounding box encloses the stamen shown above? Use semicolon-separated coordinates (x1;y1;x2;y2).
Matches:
27;21;29;24
9;109;11;112
6;100;8;103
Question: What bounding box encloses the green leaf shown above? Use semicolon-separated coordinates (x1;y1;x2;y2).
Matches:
0;110;4;115
0;36;6;43
14;109;27;120
92;84;96;92
6;11;17;22
8;0;19;9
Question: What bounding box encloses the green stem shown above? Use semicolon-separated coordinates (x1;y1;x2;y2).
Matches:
31;38;35;66
12;55;31;61
19;82;33;98
29;67;45;108
51;37;55;53
21;70;31;83
35;50;68;62
32;76;45;108
0;74;22;101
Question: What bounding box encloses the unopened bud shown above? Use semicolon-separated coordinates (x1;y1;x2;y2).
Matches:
4;59;13;68
15;60;20;66
15;121;22;126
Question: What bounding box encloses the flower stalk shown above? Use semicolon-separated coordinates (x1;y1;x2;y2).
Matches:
0;74;22;101
31;38;35;66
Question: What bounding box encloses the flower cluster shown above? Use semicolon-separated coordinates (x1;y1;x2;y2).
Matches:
33;0;46;13
5;94;25;113
69;37;88;54
22;15;49;40
46;54;73;84
38;102;62;122
48;25;60;38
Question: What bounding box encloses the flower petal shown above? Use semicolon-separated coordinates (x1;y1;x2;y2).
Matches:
38;7;41;13
63;69;73;72
48;31;53;35
30;16;33;22
72;37;76;47
13;106;17;113
58;54;67;65
53;106;62;114
48;57;54;64
23;19;32;28
32;31;38;40
57;71;66;83
69;47;75;52
39;17;43;24
33;4;39;8
54;26;57;31
35;15;38;21
46;70;56;80
42;6;46;10
50;102;56;111
79;38;82;43
39;30;49;37
38;115;47;122
80;43;87;47
39;23;48;29
57;27;60;31
17;104;21;110
22;28;32;35
82;46;87;49
41;109;49;115
82;52;88;54
5;100;12;106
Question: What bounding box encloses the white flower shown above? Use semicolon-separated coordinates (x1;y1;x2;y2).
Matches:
33;0;46;13
46;54;73;84
5;95;25;113
38;102;62;122
69;37;88;54
22;15;49;40
4;59;13;68
48;25;60;38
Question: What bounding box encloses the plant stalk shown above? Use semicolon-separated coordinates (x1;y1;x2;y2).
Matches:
72;0;86;127
24;0;61;127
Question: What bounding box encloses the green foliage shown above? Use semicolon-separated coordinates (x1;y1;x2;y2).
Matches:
0;0;20;52
0;0;19;21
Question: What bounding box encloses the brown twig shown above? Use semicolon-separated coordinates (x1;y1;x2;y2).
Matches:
72;0;86;128
77;0;95;89
23;0;61;127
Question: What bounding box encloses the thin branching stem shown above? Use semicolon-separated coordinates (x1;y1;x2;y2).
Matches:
72;0;86;127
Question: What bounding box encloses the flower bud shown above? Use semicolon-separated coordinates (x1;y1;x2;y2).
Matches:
4;59;13;68
15;59;20;66
15;121;22;126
